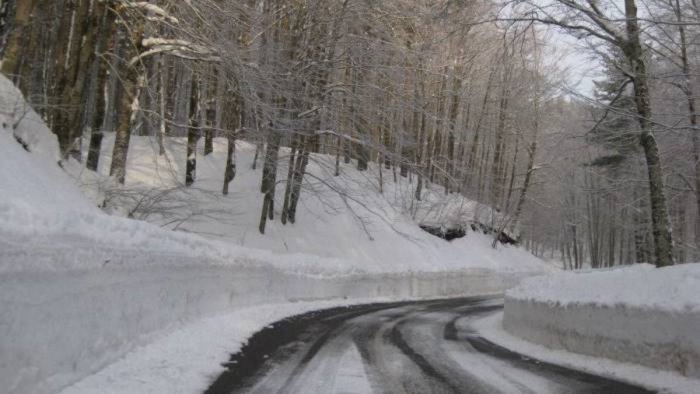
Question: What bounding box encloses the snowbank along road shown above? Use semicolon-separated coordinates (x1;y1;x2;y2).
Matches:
206;297;652;393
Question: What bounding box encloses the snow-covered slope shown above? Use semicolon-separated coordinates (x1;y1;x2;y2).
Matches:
71;133;548;274
0;77;97;220
0;65;549;276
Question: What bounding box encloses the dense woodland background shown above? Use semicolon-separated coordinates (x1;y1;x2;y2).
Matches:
2;0;700;269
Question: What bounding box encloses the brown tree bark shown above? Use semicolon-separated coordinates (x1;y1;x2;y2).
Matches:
0;0;37;83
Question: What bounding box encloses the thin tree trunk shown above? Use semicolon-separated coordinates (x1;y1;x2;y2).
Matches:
491;82;510;210
222;81;240;195
252;141;262;170
288;144;309;224
445;67;461;194
223;134;236;195
185;78;199;187
466;67;496;188
86;5;116;171
334;134;342;176
281;136;299;224
157;55;168;155
259;124;281;233
202;67;214;156
378;127;384;194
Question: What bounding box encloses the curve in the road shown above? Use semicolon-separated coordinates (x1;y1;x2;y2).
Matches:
205;297;654;394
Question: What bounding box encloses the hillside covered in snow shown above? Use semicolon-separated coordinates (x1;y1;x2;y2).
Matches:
63;131;547;274
0;76;550;277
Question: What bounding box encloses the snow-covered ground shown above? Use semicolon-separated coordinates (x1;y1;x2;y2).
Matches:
501;264;700;385
66;132;547;274
60;299;382;394
0;74;551;394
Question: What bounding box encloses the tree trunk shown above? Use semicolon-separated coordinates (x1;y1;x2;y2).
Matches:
624;0;674;267
466;67;496;189
222;134;237;195
186;79;199;187
109;20;142;184
1;0;37;83
491;83;510;210
222;85;240;195
415;110;427;201
202;69;214;156
86;5;116;171
47;0;85;156
259;125;281;233
445;67;461;194
281;136;299;224
157;55;168;155
672;0;700;257
334;134;342;176
288;144;310;224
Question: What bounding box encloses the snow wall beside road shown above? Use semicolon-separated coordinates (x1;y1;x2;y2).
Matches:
0;248;524;394
503;290;700;379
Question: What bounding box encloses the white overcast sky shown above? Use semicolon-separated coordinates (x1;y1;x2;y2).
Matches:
547;28;604;98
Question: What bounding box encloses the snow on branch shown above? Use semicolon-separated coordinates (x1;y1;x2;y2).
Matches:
129;38;220;66
297;106;320;119
314;130;365;145
120;1;180;25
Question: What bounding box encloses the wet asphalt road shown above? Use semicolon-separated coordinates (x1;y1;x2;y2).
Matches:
205;296;654;394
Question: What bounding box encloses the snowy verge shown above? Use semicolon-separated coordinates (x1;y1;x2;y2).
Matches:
61;298;403;394
502;264;700;380
0;241;527;394
59;301;371;394
472;312;700;394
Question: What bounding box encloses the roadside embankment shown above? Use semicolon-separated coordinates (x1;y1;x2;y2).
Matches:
503;264;700;378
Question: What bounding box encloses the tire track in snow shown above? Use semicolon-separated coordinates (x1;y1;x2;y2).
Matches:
206;297;653;394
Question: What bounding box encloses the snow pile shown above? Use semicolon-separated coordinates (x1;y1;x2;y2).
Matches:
0;77;98;225
503;263;700;378
507;263;700;312
0;76;63;164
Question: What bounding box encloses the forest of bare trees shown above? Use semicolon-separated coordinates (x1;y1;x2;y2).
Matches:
2;0;700;269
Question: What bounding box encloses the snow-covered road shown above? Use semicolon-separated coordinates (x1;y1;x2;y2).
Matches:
206;297;650;394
